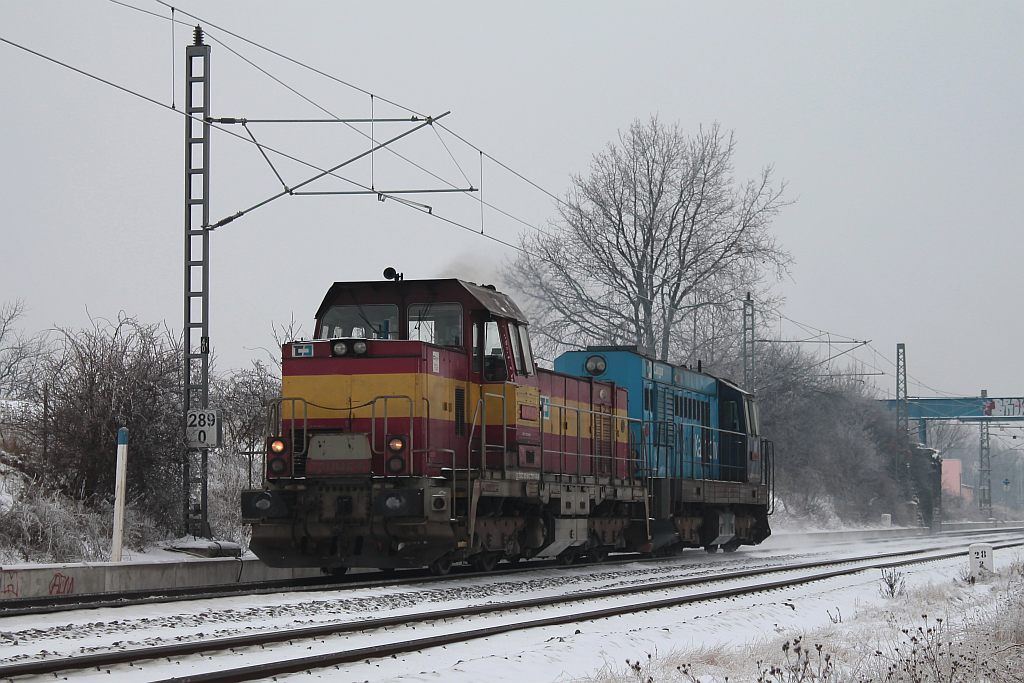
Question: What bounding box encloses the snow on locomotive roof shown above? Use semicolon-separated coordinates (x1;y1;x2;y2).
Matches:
315;278;528;323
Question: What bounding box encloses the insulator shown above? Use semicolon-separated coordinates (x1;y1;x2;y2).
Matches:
193;25;205;46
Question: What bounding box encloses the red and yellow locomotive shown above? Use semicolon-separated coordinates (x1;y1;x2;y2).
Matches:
242;278;648;574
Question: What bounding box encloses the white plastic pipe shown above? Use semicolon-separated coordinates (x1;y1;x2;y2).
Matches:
110;427;129;562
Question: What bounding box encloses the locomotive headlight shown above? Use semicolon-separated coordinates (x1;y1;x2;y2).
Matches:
331;340;349;356
352;340;368;355
584;355;607;375
268;457;288;474
269;438;287;454
387;436;406;453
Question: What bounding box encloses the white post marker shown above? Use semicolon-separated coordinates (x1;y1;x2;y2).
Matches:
880;513;892;527
111;427;129;562
968;542;994;581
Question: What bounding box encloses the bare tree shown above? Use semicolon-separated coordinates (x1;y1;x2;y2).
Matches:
255;314;307;371
508;117;790;364
207;360;281;545
26;314;182;528
756;343;911;524
0;300;45;400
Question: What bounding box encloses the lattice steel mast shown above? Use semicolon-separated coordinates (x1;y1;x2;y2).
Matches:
742;293;755;390
894;342;909;481
979;389;992;517
183;26;212;537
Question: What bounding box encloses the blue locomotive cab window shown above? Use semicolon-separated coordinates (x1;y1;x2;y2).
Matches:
321;304;398;339
408;303;463;347
746;399;760;436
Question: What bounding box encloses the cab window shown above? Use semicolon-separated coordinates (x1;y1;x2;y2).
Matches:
517;324;535;374
320;304;398;339
408;303;463;347
482;320;507;381
746;399;760;436
509;324;526;375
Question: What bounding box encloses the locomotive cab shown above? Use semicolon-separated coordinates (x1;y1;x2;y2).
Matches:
243;278;572;574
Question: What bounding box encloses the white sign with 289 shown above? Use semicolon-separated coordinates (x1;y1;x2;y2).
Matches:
186;409;222;449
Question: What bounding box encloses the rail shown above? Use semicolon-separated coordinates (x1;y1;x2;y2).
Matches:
10;537;1024;681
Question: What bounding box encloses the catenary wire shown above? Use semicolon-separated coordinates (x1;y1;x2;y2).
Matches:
112;0;571;250
16;10;904;365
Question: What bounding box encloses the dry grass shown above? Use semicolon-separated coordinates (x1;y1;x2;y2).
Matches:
575;557;1024;682
0;475;167;564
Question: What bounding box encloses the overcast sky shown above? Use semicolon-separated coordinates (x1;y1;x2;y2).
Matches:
2;1;1021;399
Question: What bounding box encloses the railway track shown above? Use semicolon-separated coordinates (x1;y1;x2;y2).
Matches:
3;536;1022;682
3;525;1018;618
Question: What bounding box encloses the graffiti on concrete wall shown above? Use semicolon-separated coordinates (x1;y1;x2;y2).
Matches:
1;571;21;598
47;571;75;596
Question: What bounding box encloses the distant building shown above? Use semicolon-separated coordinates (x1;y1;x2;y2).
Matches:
942;458;974;504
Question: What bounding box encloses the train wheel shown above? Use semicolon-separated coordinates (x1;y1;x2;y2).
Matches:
590;547;608;563
703;545;719;554
471;553;498;572
429;557;452;576
556;550;576;566
722;540;741;553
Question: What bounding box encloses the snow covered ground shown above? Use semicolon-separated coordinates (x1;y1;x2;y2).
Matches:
2;531;1021;682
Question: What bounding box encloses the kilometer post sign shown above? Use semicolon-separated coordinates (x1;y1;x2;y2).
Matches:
186;409;223;449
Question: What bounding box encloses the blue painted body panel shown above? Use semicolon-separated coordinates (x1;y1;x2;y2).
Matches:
555;348;723;480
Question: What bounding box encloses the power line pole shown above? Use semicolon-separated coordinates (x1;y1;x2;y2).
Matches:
894;342;910;487
979;389;992;518
895;341;909;430
183;26;212;537
742;292;754;390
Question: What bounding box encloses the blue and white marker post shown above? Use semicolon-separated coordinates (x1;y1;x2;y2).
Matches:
110;428;129;562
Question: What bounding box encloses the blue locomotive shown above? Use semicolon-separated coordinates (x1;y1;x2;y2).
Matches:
556;346;773;552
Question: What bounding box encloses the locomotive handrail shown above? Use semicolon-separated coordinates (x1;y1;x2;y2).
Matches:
537;403;641;482
266;397;310;480
370;395;415;477
637;419;751;484
762;437;776;514
268;397;310;456
475;389;508;473
467;397;483;471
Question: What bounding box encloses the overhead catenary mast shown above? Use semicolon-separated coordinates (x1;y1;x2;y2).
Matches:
175;25;472;538
182;26;212;537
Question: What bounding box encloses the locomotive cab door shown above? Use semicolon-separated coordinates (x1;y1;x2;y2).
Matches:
469;315;540;472
469;315;515;470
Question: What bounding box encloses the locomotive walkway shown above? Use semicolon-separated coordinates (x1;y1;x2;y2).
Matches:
2;530;1022;682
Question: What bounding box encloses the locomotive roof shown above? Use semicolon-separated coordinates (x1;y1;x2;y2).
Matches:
583;345;753;396
315;278;529;323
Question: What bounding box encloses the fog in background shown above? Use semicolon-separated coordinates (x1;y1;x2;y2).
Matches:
2;1;1021;398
